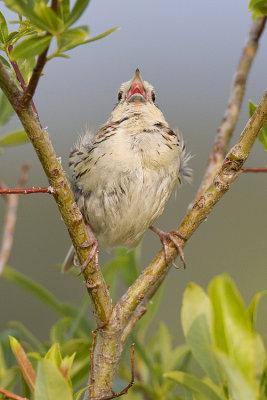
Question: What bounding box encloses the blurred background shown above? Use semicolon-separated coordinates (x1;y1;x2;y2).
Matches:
0;0;267;345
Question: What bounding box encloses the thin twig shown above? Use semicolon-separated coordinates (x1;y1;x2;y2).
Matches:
241;167;267;172
98;344;135;400
0;387;29;400
189;16;266;209
8;45;38;115
19;47;49;109
0;187;53;194
0;163;29;275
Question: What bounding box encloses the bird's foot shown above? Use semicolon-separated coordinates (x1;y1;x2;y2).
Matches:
79;225;99;273
150;226;186;269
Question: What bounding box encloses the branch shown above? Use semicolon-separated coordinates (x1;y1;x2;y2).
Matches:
116;88;267;333
190;16;266;208
0;61;113;324
0;387;29;400
242;167;267;172
0;187;53;194
19;47;49;109
0;163;29;275
8;45;38;116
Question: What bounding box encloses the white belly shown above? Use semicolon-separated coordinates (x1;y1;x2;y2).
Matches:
75;129;180;248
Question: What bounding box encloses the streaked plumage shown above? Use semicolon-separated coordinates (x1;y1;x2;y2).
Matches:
66;70;191;266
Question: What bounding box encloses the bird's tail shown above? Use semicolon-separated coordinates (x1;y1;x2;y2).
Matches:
179;137;193;183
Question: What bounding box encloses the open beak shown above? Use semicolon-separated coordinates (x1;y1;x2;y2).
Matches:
126;69;147;102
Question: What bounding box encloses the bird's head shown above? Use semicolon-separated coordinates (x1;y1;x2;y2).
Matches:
109;69;165;122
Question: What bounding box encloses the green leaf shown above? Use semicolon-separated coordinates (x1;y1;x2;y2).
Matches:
164;371;224;400
57;26;89;52
0;11;8;43
84;26;120;44
58;0;70;23
2;266;91;332
249;0;267;16
211;349;258;400
65;0;90;28
19;56;36;84
50;318;72;344
2;266;66;315
11;35;52;60
37;3;64;34
119;246;140;286
137;284;163;339
0;92;14;129
68;295;89;338
34;359;72;400
74;386;89;400
0;54;11;69
181;282;223;385
3;0;57;32
249;99;257;117
0;348;20;391
9;321;45;353
9;336;36;391
0;130;29;147
249;100;267;150
248;291;266;327
45;343;62;368
209;275;266;388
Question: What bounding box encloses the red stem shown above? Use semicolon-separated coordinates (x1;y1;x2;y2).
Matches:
242;167;267;172
0;187;53;194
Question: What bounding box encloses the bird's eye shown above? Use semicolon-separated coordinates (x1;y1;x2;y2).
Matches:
151;92;156;102
118;91;123;101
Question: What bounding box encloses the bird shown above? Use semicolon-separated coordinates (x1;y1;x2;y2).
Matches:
63;69;191;272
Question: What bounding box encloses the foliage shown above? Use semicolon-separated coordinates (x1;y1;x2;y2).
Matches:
0;0;119;154
165;275;267;400
1;255;266;400
249;100;267;151
0;1;118;77
249;0;267;18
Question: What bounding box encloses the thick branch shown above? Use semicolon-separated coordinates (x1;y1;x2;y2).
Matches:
116;89;267;332
190;16;266;207
0;61;113;323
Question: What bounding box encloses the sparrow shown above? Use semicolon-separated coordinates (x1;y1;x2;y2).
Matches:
63;69;191;271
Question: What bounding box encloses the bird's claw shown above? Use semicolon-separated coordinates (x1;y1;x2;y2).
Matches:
150;226;186;269
79;224;99;274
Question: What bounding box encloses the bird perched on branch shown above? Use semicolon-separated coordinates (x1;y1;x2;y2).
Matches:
63;69;191;271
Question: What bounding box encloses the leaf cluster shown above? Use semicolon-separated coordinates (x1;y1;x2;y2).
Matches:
249;0;267;18
1;253;266;400
165;275;267;400
0;0;118;65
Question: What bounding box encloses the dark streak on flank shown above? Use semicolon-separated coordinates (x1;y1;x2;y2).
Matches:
76;169;89;179
94;153;106;165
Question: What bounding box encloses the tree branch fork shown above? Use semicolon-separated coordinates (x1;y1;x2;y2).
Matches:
0;16;267;400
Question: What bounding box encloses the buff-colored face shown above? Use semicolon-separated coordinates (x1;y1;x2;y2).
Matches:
109;69;165;122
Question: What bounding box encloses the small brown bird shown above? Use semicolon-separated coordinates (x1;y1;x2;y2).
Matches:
63;69;191;271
